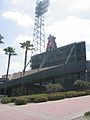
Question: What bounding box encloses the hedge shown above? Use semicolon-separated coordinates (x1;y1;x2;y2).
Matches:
63;91;87;98
17;96;31;103
1;91;90;105
10;97;16;103
15;97;28;105
84;111;90;117
84;111;90;120
33;96;48;103
85;90;90;95
1;97;11;104
30;94;47;102
48;93;65;101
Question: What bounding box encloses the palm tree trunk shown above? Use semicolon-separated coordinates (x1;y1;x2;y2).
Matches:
23;49;27;76
6;54;11;79
4;54;11;96
22;49;27;95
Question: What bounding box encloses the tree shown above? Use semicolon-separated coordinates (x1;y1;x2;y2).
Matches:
4;47;17;79
0;34;4;43
20;40;33;76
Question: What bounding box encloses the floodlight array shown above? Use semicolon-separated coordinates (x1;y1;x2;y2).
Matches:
35;0;49;17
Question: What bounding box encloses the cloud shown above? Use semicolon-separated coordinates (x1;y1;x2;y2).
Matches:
46;16;90;47
10;61;23;73
86;50;90;60
9;0;35;10
10;34;33;54
47;0;90;21
15;34;33;44
0;34;33;77
11;0;34;5
11;0;23;5
1;0;90;77
11;0;55;6
2;11;33;28
69;0;90;11
10;34;33;72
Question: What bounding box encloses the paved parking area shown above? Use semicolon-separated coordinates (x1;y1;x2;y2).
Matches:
0;95;90;120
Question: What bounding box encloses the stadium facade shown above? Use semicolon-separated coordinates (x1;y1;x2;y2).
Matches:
0;36;90;96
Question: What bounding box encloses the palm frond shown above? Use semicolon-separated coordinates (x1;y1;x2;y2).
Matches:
4;47;17;55
0;40;4;44
0;34;4;40
20;40;34;51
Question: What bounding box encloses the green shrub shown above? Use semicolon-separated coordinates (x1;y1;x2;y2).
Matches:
77;91;87;96
74;80;90;90
29;96;36;102
63;91;86;98
29;95;39;102
1;97;11;104
64;92;73;98
18;96;31;103
64;91;79;98
30;94;47;102
84;111;90;120
84;111;90;117
1;90;89;105
15;97;28;105
10;97;16;103
85;90;90;95
48;93;65;101
33;96;48;103
46;83;63;93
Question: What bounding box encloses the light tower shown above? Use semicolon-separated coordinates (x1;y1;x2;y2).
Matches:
33;0;49;55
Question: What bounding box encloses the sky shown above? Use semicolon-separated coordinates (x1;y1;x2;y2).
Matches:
0;0;90;77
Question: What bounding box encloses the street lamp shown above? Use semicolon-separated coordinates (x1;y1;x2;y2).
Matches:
85;70;87;81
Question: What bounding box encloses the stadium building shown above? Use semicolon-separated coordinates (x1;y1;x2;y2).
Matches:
0;35;90;96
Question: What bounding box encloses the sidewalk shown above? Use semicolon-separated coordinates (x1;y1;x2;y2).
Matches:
0;95;90;120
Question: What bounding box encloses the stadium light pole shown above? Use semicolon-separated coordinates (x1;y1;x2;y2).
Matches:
33;0;50;55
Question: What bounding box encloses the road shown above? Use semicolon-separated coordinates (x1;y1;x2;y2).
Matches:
0;95;90;120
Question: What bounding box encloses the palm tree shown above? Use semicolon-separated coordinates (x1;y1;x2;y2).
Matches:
20;40;33;76
4;47;17;79
4;47;17;96
0;34;4;43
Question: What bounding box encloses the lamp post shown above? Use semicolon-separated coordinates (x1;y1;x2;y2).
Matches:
64;63;66;89
85;70;87;81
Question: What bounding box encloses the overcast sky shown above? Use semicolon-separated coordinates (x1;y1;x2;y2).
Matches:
0;0;90;77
